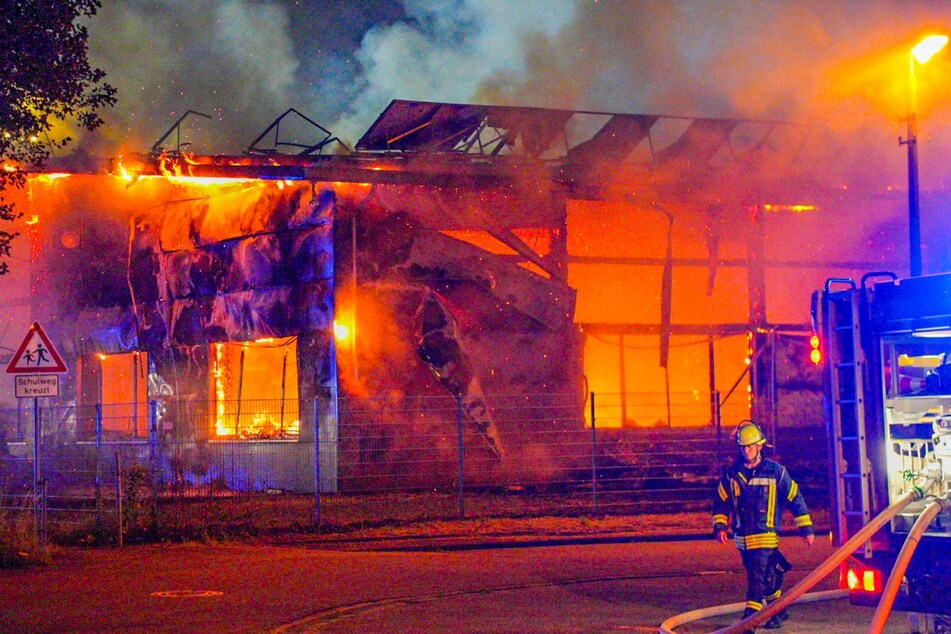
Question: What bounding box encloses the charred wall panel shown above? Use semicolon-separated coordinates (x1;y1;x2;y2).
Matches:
127;181;336;440
333;186;585;488
21;172;585;490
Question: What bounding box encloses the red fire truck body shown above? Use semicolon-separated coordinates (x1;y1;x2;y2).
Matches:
813;272;951;617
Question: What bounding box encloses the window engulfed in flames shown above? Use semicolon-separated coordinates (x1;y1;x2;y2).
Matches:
211;337;300;440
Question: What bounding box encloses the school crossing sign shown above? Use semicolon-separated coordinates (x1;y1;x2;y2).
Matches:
6;322;67;373
6;322;67;397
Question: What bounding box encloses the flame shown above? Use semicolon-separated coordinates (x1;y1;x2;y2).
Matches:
115;154;303;188
156;151;255;185
114;155;146;183
158;153;182;178
763;204;818;213
238;413;300;439
214;342;229;436
272;179;298;190
36;173;70;182
333;320;351;341
166;175;256;186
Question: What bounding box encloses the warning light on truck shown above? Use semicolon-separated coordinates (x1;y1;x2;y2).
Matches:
810;335;821;365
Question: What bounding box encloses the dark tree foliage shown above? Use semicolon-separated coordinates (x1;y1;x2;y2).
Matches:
0;0;116;274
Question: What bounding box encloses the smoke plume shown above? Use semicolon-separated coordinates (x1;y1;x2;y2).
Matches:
82;0;951;192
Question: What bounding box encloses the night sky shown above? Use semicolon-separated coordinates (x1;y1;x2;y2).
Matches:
76;1;951;190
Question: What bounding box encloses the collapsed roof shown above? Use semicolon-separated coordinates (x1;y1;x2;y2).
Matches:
106;99;809;206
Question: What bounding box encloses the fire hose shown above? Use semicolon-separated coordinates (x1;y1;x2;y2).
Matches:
657;589;848;633
658;470;940;634
867;493;951;634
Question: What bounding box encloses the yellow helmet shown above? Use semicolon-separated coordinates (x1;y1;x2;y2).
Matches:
735;420;767;446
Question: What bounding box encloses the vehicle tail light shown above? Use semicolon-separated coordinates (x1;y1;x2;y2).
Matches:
840;559;883;593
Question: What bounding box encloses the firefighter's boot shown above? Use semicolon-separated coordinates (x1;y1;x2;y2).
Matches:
738;607;757;634
763;608;789;629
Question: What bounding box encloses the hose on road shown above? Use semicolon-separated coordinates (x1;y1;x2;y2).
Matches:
867;494;951;634
658;472;939;634
658;588;847;633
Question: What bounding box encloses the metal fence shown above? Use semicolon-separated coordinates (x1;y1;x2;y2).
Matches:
0;391;829;544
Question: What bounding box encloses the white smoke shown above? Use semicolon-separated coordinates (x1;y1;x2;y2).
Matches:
83;0;577;155
329;0;576;145
81;0;951;191
85;0;300;156
334;0;951;189
467;0;951;188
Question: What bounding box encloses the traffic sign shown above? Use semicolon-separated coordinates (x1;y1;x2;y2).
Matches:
5;322;68;374
15;374;59;397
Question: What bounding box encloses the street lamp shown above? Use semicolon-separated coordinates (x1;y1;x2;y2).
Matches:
902;34;948;277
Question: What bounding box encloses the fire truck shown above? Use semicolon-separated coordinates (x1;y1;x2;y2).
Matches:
813;271;951;621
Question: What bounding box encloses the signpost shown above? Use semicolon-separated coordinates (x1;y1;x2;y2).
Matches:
5;322;67;548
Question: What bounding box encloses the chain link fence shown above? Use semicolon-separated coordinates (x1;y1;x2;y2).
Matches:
0;392;828;545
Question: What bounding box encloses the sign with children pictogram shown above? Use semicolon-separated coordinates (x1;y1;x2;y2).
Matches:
5;321;68;374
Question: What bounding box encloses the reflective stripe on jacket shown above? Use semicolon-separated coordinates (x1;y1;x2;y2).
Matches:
712;457;813;550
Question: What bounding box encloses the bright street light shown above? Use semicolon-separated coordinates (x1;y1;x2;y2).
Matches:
912;35;949;64
903;34;948;277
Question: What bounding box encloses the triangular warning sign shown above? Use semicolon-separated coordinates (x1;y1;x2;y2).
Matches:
5;322;68;374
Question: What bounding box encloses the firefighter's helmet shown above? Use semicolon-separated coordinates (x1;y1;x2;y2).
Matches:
735;420;767;446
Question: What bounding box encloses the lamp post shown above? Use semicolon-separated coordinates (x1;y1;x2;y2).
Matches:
902;34;948;277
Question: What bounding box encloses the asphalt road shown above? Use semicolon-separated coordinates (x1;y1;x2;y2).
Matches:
0;535;916;633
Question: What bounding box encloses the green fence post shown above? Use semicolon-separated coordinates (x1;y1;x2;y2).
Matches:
95;404;102;533
149;399;159;532
714;390;723;468
31;397;40;541
38;479;47;553
115;452;123;548
590;392;597;511
457;395;465;519
313;396;320;527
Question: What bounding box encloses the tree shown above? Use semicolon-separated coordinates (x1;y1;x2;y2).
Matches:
0;0;116;274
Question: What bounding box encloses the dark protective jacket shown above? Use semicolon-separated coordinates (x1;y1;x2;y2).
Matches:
712;457;814;550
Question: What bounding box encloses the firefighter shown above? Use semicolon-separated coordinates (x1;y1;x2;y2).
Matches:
712;420;814;631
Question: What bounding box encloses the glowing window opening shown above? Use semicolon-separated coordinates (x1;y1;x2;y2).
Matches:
98;351;148;437
210;337;300;440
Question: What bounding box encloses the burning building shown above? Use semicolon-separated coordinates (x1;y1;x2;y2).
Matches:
0;100;913;492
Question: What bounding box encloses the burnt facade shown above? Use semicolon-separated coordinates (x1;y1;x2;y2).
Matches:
2;99;912;492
